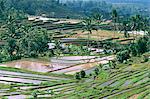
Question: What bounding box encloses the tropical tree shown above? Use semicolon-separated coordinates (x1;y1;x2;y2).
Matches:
112;9;118;37
75;72;81;80
18;23;50;57
120;19;130;38
92;13;103;48
130;15;145;40
146;27;150;37
80;70;86;78
146;28;150;51
116;50;130;63
1;10;21;59
130;15;137;40
92;13;103;25
129;44;138;56
94;68;99;76
136;36;149;54
82;17;97;47
18;23;35;57
147;39;150;52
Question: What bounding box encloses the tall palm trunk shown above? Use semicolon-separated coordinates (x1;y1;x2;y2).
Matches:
87;32;90;47
114;23;116;38
87;31;91;48
97;30;100;49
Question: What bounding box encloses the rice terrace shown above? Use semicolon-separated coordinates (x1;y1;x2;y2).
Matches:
0;0;149;99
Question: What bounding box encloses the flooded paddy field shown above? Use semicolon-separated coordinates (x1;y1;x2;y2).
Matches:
0;56;114;74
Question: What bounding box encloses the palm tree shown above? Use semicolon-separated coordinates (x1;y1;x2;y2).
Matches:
92;13;103;25
130;15;145;41
18;23;34;57
130;15;137;42
139;17;149;36
120;19;130;38
82;17;97;47
112;9;118;38
146;28;150;37
92;13;103;49
18;23;49;57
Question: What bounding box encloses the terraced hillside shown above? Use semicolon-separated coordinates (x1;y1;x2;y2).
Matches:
52;56;150;99
28;16;138;46
0;56;149;99
0;67;75;99
51;56;150;99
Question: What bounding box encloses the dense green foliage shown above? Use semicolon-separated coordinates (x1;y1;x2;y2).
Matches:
3;0;81;18
0;0;149;98
0;1;51;62
1;0;150;19
117;50;130;63
64;0;150;18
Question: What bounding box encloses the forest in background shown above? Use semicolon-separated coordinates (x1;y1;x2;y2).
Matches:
2;0;150;19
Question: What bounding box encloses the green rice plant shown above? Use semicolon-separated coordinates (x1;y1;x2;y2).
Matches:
138;90;150;99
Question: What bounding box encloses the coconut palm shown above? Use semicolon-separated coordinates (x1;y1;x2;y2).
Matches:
120;19;130;38
112;9;118;38
139;17;149;36
130;15;138;42
92;13;103;49
82;17;97;47
130;15;147;40
92;13;103;25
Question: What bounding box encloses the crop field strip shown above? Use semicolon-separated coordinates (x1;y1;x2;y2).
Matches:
37;83;76;91
128;87;150;99
52;68;150;99
0;70;69;80
144;93;150;99
0;58;147;98
3;81;77;98
92;69;149;88
92;70;150;98
0;73;64;82
111;84;150;99
31;85;77;97
98;71;148;89
91;80;150;99
0;76;75;96
76;69;147;96
0;70;75;98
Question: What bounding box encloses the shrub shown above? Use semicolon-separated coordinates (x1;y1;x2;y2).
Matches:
109;60;116;68
0;49;11;62
32;91;38;98
75;72;81;80
129;44;138;56
98;70;109;80
136;37;148;54
99;64;103;69
80;70;86;78
143;55;149;62
147;39;150;52
117;50;130;63
94;68;100;75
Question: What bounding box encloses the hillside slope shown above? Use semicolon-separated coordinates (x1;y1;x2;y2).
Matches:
7;0;81;18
